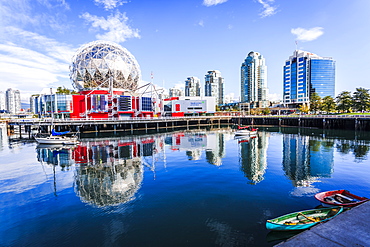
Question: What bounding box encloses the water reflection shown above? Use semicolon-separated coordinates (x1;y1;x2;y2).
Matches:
238;132;269;185
282;134;334;196
33;129;370;206
71;137;157;207
165;131;226;166
36;144;76;169
0;124;8;149
336;139;370;161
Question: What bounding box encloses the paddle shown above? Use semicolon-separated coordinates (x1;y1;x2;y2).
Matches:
297;212;318;222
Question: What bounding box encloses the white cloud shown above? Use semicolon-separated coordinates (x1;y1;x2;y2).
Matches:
94;0;127;10
257;0;277;18
198;20;205;27
203;0;228;7
291;27;324;42
0;0;70;32
80;11;140;43
0;27;76;97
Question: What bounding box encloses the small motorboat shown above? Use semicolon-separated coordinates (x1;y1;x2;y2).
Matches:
266;207;343;231
315;190;369;207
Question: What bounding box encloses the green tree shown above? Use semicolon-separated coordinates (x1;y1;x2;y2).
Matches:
298;103;310;114
336;91;352;113
310;92;322;114
262;108;271;115
56;86;78;94
352;87;370;112
321;96;336;113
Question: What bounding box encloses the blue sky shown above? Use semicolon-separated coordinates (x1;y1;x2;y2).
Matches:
1;0;370;102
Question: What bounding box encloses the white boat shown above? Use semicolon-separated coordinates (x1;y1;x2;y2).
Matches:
35;135;79;145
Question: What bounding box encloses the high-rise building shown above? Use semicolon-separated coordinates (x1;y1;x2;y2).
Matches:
185;77;201;97
169;87;184;97
205;70;224;105
0;91;5;112
283;50;335;106
241;51;268;108
5;88;21;114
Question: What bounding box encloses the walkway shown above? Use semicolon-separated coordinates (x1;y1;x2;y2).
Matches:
276;201;370;246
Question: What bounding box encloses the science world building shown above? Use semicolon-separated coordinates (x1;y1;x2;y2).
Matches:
283;50;335;107
32;41;155;119
31;40;216;119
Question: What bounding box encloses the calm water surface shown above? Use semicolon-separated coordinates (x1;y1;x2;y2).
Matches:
0;126;369;246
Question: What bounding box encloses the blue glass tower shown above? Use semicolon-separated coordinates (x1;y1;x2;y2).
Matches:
283;50;335;106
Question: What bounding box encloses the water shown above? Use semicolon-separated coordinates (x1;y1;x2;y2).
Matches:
0;126;369;246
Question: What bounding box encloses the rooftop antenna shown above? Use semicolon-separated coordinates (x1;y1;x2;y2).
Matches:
295;40;298;51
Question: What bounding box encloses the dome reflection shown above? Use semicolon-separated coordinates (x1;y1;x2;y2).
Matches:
75;158;143;207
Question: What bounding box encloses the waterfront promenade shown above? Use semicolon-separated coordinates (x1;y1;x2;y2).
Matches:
276;201;370;246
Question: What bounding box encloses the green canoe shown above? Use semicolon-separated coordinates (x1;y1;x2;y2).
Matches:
266;207;343;231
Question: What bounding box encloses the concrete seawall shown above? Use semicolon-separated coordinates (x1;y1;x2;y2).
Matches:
276;201;370;246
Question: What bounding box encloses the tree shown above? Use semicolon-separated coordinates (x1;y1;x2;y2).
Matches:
310;92;322;114
352;87;370;112
298;103;310;114
56;86;78;94
321;96;336;113
262;108;271;115
336;91;352;113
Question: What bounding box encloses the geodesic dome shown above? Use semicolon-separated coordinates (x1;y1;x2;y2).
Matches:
70;40;141;92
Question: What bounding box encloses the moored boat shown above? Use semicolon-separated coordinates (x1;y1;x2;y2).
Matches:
34;129;79;144
34;135;79;145
266;207;343;231
315;190;369;207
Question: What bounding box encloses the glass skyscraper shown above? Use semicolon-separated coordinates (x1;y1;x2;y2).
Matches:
241;51;268;108
283;50;335;106
185;77;201;97
205;70;224;105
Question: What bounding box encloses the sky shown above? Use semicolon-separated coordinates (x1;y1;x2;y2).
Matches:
1;0;370;103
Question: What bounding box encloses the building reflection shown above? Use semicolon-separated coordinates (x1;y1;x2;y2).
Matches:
238;132;269;185
165;131;226;166
0;124;8;149
36;144;75;169
70;137;164;207
282;134;334;193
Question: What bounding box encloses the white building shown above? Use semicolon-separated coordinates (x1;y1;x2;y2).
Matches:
205;70;224;105
169;87;184;97
241;51;269;108
0;91;5;111
185;77;201;97
5;88;21;114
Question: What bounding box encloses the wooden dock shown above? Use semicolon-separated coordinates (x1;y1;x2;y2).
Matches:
5;115;370;139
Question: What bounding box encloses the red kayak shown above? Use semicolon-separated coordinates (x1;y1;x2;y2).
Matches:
315;190;369;207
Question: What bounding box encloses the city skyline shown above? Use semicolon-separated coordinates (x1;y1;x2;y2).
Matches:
1;0;369;102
